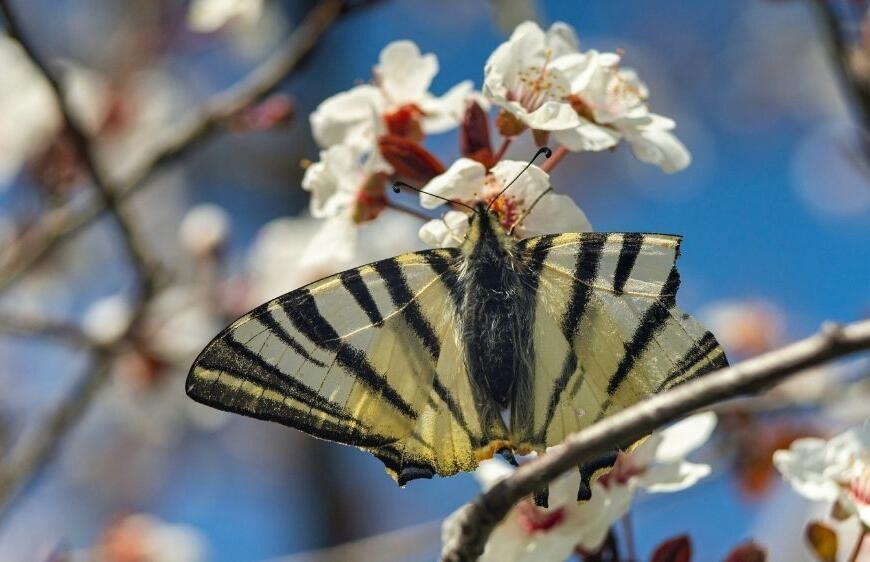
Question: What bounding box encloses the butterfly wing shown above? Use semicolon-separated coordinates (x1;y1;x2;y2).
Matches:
186;249;508;484
510;232;728;451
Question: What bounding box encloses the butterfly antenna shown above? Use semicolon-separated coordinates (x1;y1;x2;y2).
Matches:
392;181;476;213
486;146;552;213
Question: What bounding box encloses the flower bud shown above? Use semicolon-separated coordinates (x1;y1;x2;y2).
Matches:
460;101;494;168
377;135;445;184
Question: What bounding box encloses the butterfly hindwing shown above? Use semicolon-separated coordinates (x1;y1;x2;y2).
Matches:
186;249;508;484
511;232;728;451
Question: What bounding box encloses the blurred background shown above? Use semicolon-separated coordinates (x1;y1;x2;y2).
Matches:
0;0;868;560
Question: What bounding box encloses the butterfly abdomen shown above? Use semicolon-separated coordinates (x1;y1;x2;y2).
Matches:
461;215;536;409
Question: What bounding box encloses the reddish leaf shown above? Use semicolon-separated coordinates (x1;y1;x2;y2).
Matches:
724;541;767;562
805;521;837;562
460;101;494;167
650;535;692;562
378;135;445;184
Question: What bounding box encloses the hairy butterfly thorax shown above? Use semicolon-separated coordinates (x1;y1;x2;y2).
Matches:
460;204;535;410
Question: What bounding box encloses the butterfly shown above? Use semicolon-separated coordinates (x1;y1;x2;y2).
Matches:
186;150;728;491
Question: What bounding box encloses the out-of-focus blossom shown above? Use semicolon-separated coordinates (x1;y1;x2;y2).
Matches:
187;0;264;32
700;299;785;358
178;203;231;258
774;422;870;526
82;294;132;345
483;21;690;172
310;40;475;153
0;36;61;187
418;158;590;245
229;93;295;132
143;286;224;366
441;413;716;560
95;513;207;562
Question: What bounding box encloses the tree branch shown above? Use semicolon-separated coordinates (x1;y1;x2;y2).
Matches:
0;356;112;518
440;319;870;562
0;0;349;293
810;0;870;137
0;312;93;347
0;0;158;301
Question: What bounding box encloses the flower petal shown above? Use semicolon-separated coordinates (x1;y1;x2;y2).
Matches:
489;160;550;202
553;121;621;152
517;192;592;237
639;461;712;493
418;211;470;247
301;145;361;218
420;80;479;134
654;411;718;463
620;114;691;173
309;85;383;151
421;158;486;209
376;40;438;103
773;439;844;502
299;215;357;266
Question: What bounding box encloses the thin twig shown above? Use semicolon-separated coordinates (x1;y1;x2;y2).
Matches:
810;0;870;136
0;0;350;293
0;313;93;347
0;0;158;302
441;319;870;562
539;145;569;173
0;356;112;518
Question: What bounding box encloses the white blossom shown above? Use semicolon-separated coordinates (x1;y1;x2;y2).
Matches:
442;412;717;560
310;40;475;153
82;294;132;345
483;21;690;172
418;158;590;246
187;0;264;32
301;144;390;264
774;422;870;526
178;203;231;258
0;35;61;187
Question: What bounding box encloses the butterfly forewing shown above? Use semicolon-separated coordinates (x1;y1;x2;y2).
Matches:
511;232;728;451
186;248;508;484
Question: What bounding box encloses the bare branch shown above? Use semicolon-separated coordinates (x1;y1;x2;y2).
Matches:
0;0;159;301
0;0;348;293
0;356;112;518
440;319;870;562
810;0;870;136
0;312;93;347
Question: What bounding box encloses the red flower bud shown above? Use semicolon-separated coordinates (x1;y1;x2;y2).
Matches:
460;101;494;168
650;535;692;562
378;135;445;184
384;103;424;142
723;541;767;562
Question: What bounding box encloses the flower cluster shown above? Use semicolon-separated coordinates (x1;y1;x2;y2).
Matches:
299;20;690;263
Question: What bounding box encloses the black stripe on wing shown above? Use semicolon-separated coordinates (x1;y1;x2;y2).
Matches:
283;288;419;419
373;258;441;359
612;233;644;295
606;263;681;396
340;268;384;326
654;331;729;393
537;235;607;442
